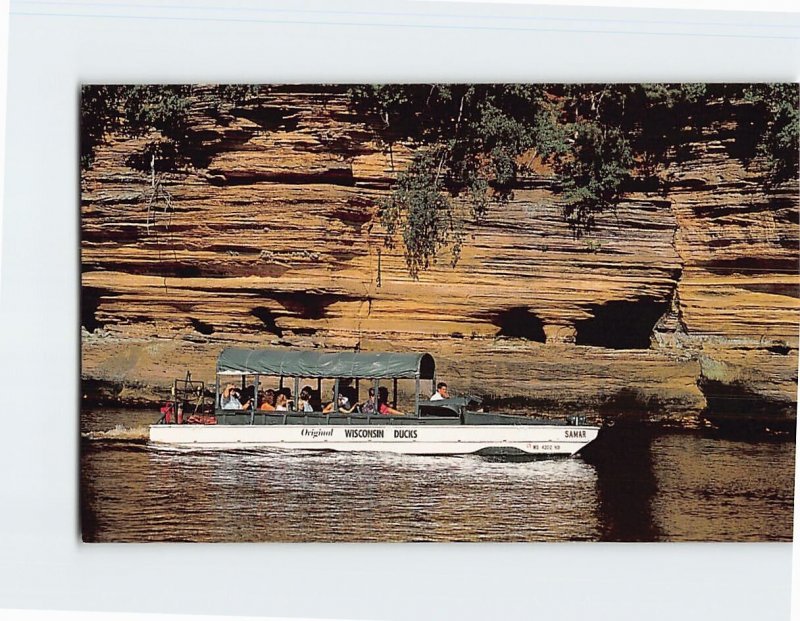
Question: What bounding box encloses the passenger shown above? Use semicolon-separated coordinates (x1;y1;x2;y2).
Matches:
259;389;276;411
299;388;314;412
361;387;377;415
221;384;252;410
378;386;403;415
160;401;175;424
339;393;358;413
342;383;358;408
430;382;449;401
299;385;322;411
323;390;357;414
243;384;256;403
278;387;294;410
322;385;340;414
321;396;337;414
338;379;359;410
275;393;289;411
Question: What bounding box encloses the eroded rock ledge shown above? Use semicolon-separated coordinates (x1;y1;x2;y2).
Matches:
81;87;799;423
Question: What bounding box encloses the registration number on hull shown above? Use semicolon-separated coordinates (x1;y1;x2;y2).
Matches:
524;444;562;452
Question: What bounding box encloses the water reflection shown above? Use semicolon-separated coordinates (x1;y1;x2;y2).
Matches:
581;424;661;541
649;434;795;541
82;447;603;542
80;410;795;542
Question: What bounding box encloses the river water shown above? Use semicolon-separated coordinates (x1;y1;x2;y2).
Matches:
80;409;795;542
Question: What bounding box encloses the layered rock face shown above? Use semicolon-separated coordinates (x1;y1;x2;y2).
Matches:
80;86;799;422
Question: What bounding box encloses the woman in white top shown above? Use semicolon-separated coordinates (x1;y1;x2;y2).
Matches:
299;388;314;412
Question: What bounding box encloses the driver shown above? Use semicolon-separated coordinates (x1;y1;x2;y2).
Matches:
430;382;449;401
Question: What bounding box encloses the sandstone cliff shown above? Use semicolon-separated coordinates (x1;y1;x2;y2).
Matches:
80;85;799;424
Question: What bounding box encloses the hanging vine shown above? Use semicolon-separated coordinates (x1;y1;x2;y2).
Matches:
141;153;176;292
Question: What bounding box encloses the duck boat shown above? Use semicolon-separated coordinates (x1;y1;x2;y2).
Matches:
149;348;600;457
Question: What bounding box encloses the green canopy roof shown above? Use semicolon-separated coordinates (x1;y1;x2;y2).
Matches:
217;348;435;380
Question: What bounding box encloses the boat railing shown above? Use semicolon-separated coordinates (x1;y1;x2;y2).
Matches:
212;409;438;425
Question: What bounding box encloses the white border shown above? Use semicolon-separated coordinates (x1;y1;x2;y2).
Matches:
423;0;800;12
0;1;797;620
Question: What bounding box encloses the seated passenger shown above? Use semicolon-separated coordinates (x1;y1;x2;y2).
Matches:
342;384;358;408
297;385;319;412
259;389;276;411
221;384;252;410
323;390;357;414
277;387;295;410
299;388;314;412
361;387;377;415
339;393;358;413
275;393;289;411
378;386;403;415
430;382;449;401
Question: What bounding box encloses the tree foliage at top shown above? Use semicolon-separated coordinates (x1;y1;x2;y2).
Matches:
350;85;556;274
350;83;798;277
80;84;798;278
80;84;259;170
743;83;800;187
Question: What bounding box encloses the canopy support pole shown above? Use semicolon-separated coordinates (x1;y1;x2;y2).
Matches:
252;374;259;425
414;377;420;418
214;374;220;412
294;377;300;412
373;379;379;419
393;378;398;408
333;378;340;413
173;378;180;425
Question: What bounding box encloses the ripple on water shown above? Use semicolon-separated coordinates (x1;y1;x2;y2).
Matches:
80;410;795;542
82;444;603;542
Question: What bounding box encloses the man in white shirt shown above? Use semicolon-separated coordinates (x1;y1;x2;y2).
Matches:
430;382;449;401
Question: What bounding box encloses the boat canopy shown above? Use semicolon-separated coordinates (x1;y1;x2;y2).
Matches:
217;348;435;380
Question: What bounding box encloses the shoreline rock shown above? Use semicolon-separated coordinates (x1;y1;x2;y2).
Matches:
81;88;798;423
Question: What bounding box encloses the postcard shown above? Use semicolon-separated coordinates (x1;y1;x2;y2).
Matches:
79;83;798;542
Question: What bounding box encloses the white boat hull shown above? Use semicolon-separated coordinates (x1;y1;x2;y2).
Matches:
149;424;599;456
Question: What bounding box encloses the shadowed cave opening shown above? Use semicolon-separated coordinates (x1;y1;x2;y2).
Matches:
251;307;283;336
216;168;356;187
767;342;792;355
700;256;800;276
229;104;302;132
189;318;215;335
81;286;116;333
574;298;670;349
271;292;341;320
697;379;796;432
493;307;546;342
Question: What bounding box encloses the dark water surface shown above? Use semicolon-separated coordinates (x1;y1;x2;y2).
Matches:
80;409;795;542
